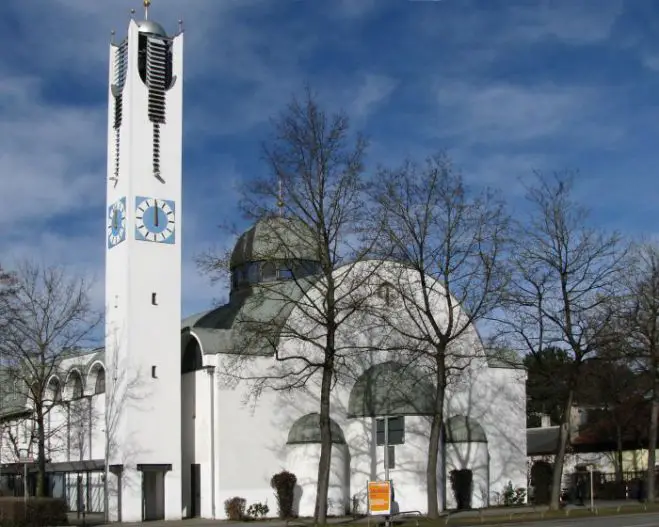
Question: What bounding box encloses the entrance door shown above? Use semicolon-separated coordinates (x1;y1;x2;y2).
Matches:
191;464;201;517
142;471;165;521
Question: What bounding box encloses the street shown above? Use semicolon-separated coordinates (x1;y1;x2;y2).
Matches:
461;512;659;527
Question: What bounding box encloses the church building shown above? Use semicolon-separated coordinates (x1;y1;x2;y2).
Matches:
0;4;528;523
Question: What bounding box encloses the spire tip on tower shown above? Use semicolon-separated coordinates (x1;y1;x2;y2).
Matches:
144;0;151;20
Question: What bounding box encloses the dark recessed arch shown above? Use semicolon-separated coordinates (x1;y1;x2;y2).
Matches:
286;413;346;445
181;333;203;374
445;415;488;443
347;361;436;418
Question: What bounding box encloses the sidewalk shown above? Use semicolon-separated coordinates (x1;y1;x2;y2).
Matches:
78;499;651;527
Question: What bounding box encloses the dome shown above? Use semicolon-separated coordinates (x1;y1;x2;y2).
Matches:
286;413;346;445
137;20;168;37
230;216;319;269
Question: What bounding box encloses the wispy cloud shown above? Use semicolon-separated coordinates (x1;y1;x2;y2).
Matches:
2;0;659;319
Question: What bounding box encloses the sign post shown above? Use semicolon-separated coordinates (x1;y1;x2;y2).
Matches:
368;481;391;516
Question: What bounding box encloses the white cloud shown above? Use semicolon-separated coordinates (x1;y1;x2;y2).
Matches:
433;81;620;146
504;1;623;45
0;76;105;227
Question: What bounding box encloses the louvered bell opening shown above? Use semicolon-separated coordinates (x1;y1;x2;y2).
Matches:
112;40;129;130
146;38;169;124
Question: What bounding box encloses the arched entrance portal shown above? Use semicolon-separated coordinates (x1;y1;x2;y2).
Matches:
285;413;349;517
347;361;437;515
444;415;489;510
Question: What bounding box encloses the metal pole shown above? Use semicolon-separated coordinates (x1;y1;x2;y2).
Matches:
384;417;389;482
24;462;28;501
383;417;390;527
207;366;217;519
589;467;594;511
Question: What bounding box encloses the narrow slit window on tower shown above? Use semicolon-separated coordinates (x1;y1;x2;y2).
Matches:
151;292;158;305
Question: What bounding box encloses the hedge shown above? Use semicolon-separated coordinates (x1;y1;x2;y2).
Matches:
0;497;68;527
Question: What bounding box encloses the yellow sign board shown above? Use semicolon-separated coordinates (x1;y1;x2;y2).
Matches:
367;481;391;515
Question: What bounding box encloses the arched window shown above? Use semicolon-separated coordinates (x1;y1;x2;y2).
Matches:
261;262;277;281
49;379;62;403
95;369;106;395
68;372;83;400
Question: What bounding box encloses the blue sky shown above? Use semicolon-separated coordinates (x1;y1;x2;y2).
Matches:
1;0;659;318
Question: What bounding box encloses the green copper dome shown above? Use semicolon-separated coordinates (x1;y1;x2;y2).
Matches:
230;216;319;269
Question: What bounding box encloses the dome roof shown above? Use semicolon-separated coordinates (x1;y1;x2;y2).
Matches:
286;413;346;445
137;20;168;37
230;216;319;269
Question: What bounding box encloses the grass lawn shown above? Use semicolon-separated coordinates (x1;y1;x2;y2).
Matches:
391;503;659;526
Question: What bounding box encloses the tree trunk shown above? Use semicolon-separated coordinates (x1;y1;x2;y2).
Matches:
549;388;574;510
314;358;334;525
647;397;659;503
36;409;46;497
426;357;446;519
616;425;623;484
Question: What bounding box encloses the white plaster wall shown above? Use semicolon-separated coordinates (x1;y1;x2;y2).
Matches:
445;442;489;509
181;369;213;519
203;261;526;518
444;365;527;507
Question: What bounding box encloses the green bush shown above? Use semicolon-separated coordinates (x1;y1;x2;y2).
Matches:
270;471;297;519
224;497;246;521
0;497;68;527
246;502;269;519
450;469;473;510
502;481;527;505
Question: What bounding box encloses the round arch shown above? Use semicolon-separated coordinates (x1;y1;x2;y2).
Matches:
181;331;204;374
286;413;346;445
64;369;84;400
347;361;436;418
87;361;106;395
46;376;62;403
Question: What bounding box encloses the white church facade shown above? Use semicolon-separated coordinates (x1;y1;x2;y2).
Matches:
0;6;527;523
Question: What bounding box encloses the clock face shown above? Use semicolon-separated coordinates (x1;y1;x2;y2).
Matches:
107;197;127;249
134;196;176;244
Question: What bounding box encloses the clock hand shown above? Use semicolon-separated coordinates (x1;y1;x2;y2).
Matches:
112;209;118;230
153;200;159;228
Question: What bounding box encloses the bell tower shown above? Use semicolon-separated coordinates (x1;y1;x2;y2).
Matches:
104;1;183;521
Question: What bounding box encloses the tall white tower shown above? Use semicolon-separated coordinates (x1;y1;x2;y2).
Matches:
104;2;183;522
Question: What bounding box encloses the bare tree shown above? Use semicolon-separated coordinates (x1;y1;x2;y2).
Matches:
0;260;101;497
367;154;510;518
198;89;380;524
497;174;626;510
619;243;659;502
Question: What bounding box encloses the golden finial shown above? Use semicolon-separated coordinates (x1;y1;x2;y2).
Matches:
144;0;151;20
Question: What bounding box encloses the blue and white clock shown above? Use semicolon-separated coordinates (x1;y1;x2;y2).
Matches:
134;196;176;244
107;197;127;249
